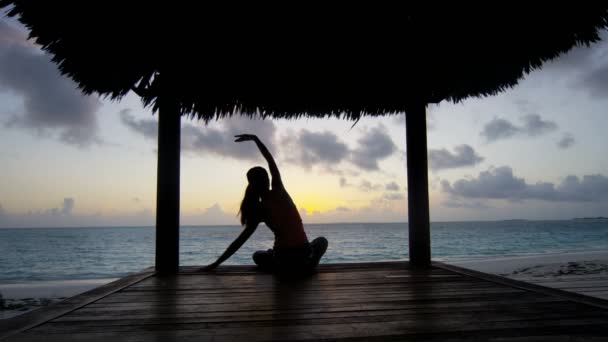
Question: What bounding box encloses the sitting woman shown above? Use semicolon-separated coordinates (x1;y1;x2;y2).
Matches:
203;134;328;273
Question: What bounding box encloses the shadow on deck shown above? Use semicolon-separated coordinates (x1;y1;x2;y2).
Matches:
2;262;608;341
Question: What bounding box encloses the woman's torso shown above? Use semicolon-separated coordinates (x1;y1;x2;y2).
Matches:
261;188;308;249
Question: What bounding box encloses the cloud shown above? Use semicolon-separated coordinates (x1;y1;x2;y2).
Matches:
385;182;400;191
121;112;278;161
181;203;236;225
282;130;349;169
481;118;519;142
183;117;277;160
442;166;608;202
563;33;608;98
120;109;157;140
351;126;397;171
557;133;575;149
578;62;608;98
383;193;405;201
429;145;484;171
61;198;75;215
481;114;558;143
0;19;29;46
335;206;351;212
339;177;349;188
521;114;558;137
0;197;80;228
441;199;491;209
0;22;102;147
359;180;382;192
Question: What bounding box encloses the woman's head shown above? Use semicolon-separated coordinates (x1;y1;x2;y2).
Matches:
239;167;269;225
246;166;270;192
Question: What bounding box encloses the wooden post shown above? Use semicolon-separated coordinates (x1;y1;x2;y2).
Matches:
155;95;181;274
405;102;431;268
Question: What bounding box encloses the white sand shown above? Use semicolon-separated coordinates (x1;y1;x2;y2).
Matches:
450;251;608;276
450;251;608;300
0;278;117;299
0;278;117;320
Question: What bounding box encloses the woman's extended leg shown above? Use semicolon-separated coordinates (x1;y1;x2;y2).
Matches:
309;237;328;268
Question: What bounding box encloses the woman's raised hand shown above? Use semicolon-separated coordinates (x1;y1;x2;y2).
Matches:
234;134;258;142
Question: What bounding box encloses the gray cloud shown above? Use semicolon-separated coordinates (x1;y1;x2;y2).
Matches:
429;145;484;170
183;117;277;160
383;193;405;201
120;109;157;140
521;114;558;137
359;180;382;192
385;182;400;191
481;114;558;143
0;22;102;147
335;206;351;212
121;112;277;161
481;118;519;142
442;166;608;202
339;177;349;188
351;126;397;171
553;31;608;97
579;62;608;98
557;133;575;149
282;130;349;169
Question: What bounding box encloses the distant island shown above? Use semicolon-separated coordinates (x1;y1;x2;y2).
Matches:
572;217;608;221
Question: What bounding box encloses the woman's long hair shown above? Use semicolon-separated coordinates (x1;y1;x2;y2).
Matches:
239;167;268;226
239;184;260;226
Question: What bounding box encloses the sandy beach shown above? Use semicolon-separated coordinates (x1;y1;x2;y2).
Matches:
451;251;608;300
0;278;116;319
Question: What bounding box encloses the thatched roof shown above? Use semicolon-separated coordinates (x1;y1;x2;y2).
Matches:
2;3;607;120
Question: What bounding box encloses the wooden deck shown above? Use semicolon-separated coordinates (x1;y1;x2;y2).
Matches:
2;262;608;341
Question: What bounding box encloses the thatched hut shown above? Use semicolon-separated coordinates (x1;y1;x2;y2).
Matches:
3;2;607;272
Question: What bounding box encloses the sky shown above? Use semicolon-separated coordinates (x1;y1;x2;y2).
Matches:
1;16;608;227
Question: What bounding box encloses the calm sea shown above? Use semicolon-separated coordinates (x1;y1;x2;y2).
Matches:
1;220;607;282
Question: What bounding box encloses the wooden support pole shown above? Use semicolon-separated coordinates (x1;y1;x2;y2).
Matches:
405;102;431;268
155;95;181;274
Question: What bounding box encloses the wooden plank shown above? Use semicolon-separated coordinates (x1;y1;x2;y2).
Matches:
16;315;608;338
9;324;607;342
179;261;417;273
94;288;527;306
42;310;608;333
54;300;594;324
0;268;154;341
81;292;563;316
128;273;471;289
56;296;568;321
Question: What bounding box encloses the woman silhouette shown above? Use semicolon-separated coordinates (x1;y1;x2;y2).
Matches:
203;134;328;273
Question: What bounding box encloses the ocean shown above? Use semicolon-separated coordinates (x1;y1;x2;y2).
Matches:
1;220;607;283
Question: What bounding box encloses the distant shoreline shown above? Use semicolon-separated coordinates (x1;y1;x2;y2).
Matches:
1;218;608;229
